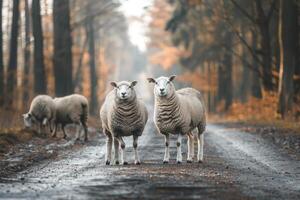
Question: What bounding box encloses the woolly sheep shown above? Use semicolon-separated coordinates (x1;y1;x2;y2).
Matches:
23;95;56;134
51;94;89;141
147;75;206;163
100;81;148;165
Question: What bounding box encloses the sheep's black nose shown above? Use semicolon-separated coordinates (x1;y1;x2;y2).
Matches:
121;92;126;96
160;88;164;92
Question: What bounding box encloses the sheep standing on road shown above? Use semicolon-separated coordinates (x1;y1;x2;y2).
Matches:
147;75;206;163
23;95;56;134
52;94;89;141
100;81;148;165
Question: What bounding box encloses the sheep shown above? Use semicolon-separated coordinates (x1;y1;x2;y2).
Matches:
147;75;206;164
100;80;148;165
51;94;89;141
23;95;56;134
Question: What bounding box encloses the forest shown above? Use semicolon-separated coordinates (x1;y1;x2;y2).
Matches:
0;0;298;131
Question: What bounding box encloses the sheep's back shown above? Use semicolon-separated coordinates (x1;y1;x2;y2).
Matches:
177;88;206;128
55;94;88;123
30;95;55;120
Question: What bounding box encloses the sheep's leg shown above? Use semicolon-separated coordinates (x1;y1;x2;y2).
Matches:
117;136;127;165
75;123;82;141
197;133;204;163
82;123;88;142
38;123;42;135
51;123;57;138
62;125;68;139
191;131;195;159
176;134;182;164
113;137;120;165
133;135;140;165
187;132;194;163
163;134;170;164
105;131;112;165
49;122;53;133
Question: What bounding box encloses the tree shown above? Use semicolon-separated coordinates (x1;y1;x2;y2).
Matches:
278;0;298;117
32;0;46;94
251;30;262;99
6;0;20;107
0;0;4;106
86;15;98;114
53;0;73;96
222;32;233;111
22;0;31;104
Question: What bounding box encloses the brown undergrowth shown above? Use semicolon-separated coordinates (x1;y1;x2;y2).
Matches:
209;92;300;133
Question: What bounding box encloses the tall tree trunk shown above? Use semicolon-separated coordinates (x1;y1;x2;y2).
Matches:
240;54;250;103
217;64;225;103
32;0;46;94
278;0;298;118
223;33;233;111
254;0;274;91
86;17;98;115
6;0;20;107
239;29;250;103
53;0;73;96
0;0;4;106
22;0;31;105
74;36;88;93
251;30;263;99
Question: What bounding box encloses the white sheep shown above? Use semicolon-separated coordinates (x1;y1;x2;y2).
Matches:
147;75;206;163
23;95;56;134
51;94;89;141
100;81;148;165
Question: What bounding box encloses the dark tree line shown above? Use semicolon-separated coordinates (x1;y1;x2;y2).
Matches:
166;0;300;118
0;0;129;115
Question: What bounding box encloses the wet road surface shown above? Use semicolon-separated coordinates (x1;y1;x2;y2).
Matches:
0;120;299;199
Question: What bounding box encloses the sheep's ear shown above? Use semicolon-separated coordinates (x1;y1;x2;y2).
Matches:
147;78;156;83
169;75;176;82
130;81;138;87
110;82;118;88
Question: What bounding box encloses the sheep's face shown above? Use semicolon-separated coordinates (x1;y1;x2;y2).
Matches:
22;113;35;128
111;81;138;101
147;75;176;97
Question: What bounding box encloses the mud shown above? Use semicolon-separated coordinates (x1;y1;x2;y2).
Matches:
0;121;299;199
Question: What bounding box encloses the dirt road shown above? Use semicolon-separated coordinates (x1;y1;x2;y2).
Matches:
0;117;299;199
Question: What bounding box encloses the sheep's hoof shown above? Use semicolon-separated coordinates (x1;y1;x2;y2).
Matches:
123;161;128;165
52;134;56;138
135;161;141;165
115;161;119;165
198;160;203;163
84;137;88;142
187;160;193;163
105;160;110;165
177;161;182;164
163;160;169;164
63;135;67;139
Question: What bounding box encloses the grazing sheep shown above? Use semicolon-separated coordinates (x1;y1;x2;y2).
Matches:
100;81;148;165
23;95;56;134
52;94;89;141
147;75;206;163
